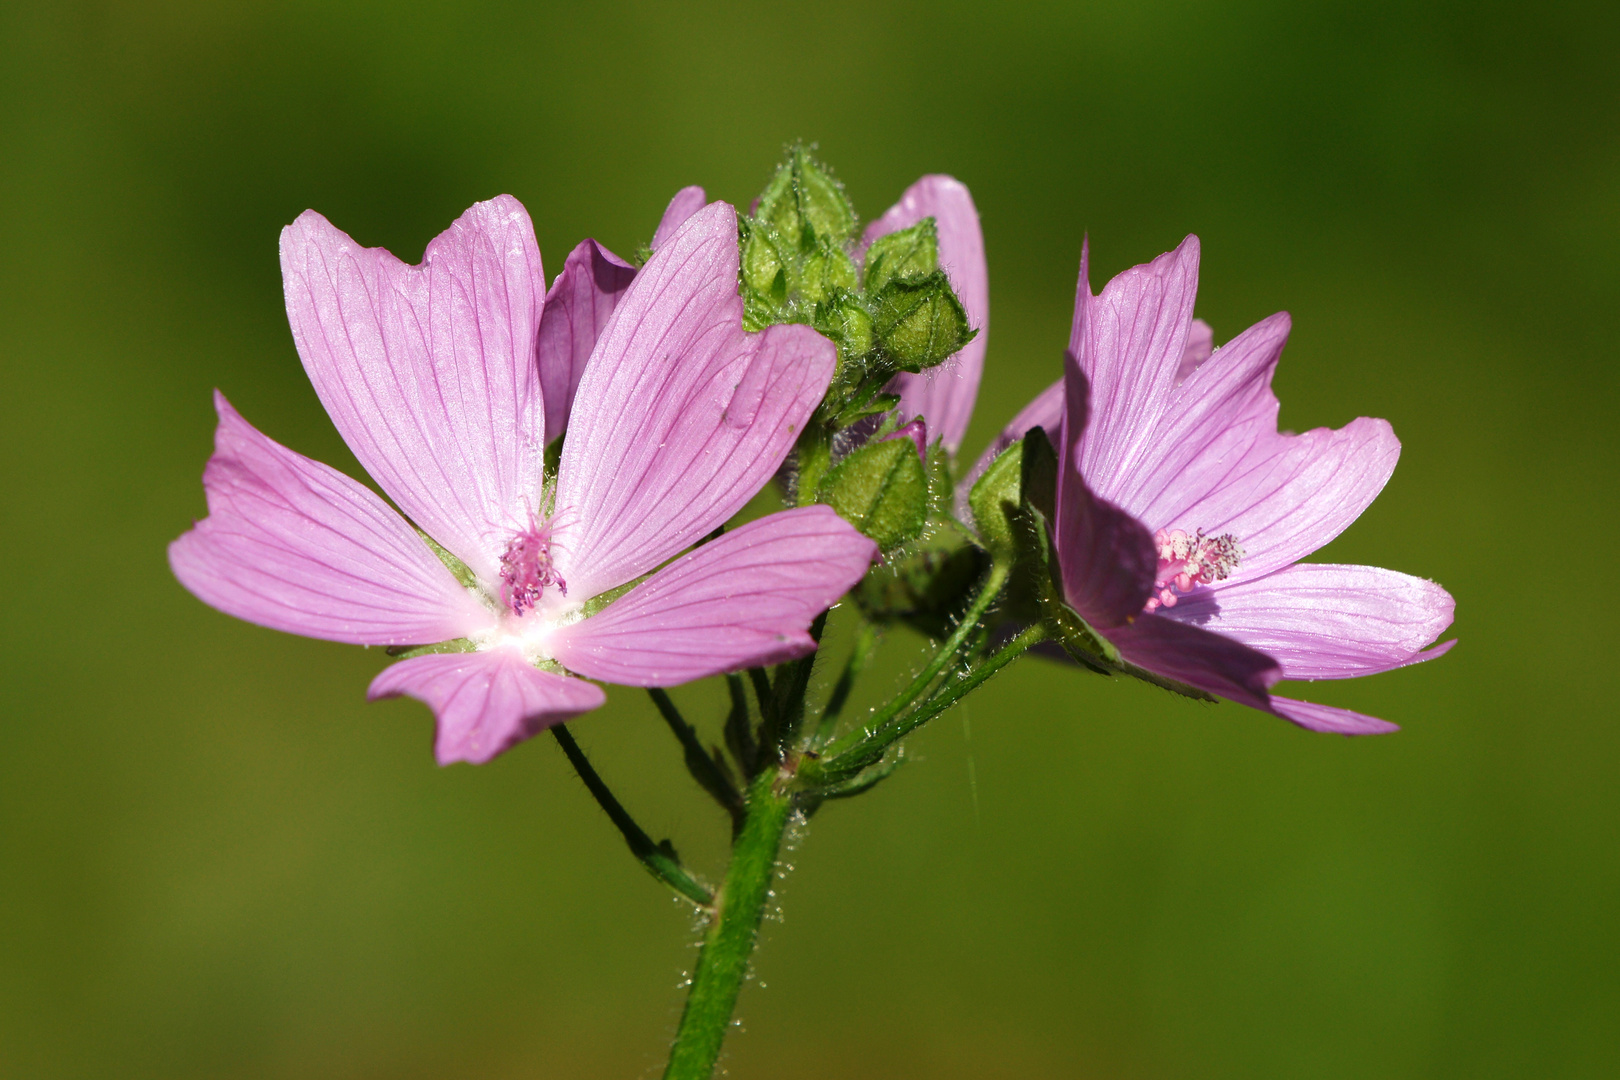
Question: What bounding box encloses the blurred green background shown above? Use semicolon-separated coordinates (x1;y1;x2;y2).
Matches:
3;1;1616;1077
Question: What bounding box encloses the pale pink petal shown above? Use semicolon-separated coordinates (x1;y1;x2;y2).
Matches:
1268;696;1399;735
1160;564;1456;680
955;376;1064;521
863;175;988;454
549;506;876;686
1071;235;1201;493
536;239;637;439
551;202;837;600
169;392;493;645
1104;614;1282;713
368;649;605;765
1175;318;1215;383
1054;314;1157;628
1161;415;1400;583
1114;311;1291;520
280;196;546;583
651;185;707;252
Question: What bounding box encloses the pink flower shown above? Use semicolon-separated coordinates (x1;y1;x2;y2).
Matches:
861;175;989;457
170;194;876;764
1031;236;1454;734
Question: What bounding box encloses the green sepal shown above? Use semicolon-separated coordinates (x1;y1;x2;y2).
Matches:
755;145;857;249
870;270;974;373
970;427;1055;566
816;435;928;551
739;218;791;304
543;433;565;487
830;389;898;428
863;217;938;296
812;288;874;374
968;438;1025;565
579;570;651;618
385;637;478;659
798;243;859;305
415;526;483;594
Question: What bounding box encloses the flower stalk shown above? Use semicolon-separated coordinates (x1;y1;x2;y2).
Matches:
663;765;797;1080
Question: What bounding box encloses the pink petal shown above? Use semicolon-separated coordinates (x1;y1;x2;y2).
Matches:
368;649;606;765
1160;415;1400;583
651;185;707;253
1115;311;1292;522
280;196;546;584
1071;235;1201;496
1105;613;1283;712
1268;696;1400;735
863;176;988;454
884;417;929;462
1175;318;1215;383
1054;306;1157;628
536;239;637;439
169;392;493;645
549;506;876;686
550;202;838;600
956;376;1064;519
1161;564;1456;680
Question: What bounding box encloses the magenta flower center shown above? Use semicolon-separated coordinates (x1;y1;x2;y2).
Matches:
499;522;566;615
1144;528;1243;612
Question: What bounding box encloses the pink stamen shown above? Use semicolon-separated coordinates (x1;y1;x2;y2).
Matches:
499;521;566;615
1146;527;1243;613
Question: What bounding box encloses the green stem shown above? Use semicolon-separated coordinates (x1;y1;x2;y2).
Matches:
648;688;744;828
817;622;1048;782
821;563;1009;762
551;726;714;908
662;766;796;1079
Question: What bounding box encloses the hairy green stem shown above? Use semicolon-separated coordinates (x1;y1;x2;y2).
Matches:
662;766;796;1080
551;726;714;908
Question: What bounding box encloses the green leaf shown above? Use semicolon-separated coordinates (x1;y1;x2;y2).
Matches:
816;435;928;551
863;217;938;295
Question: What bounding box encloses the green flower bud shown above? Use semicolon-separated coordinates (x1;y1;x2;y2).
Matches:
814;289;875;372
816;435;928;551
798;243;858;305
871;271;974;373
753;146;857;250
855;537;985;638
795;151;857;246
862;218;938;295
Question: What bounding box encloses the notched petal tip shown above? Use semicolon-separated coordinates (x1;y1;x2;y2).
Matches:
368;650;606;766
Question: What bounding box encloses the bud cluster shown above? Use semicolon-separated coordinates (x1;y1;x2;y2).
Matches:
738;146;975;419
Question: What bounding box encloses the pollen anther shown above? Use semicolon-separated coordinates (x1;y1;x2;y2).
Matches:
499;521;566;615
1144;528;1243;613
